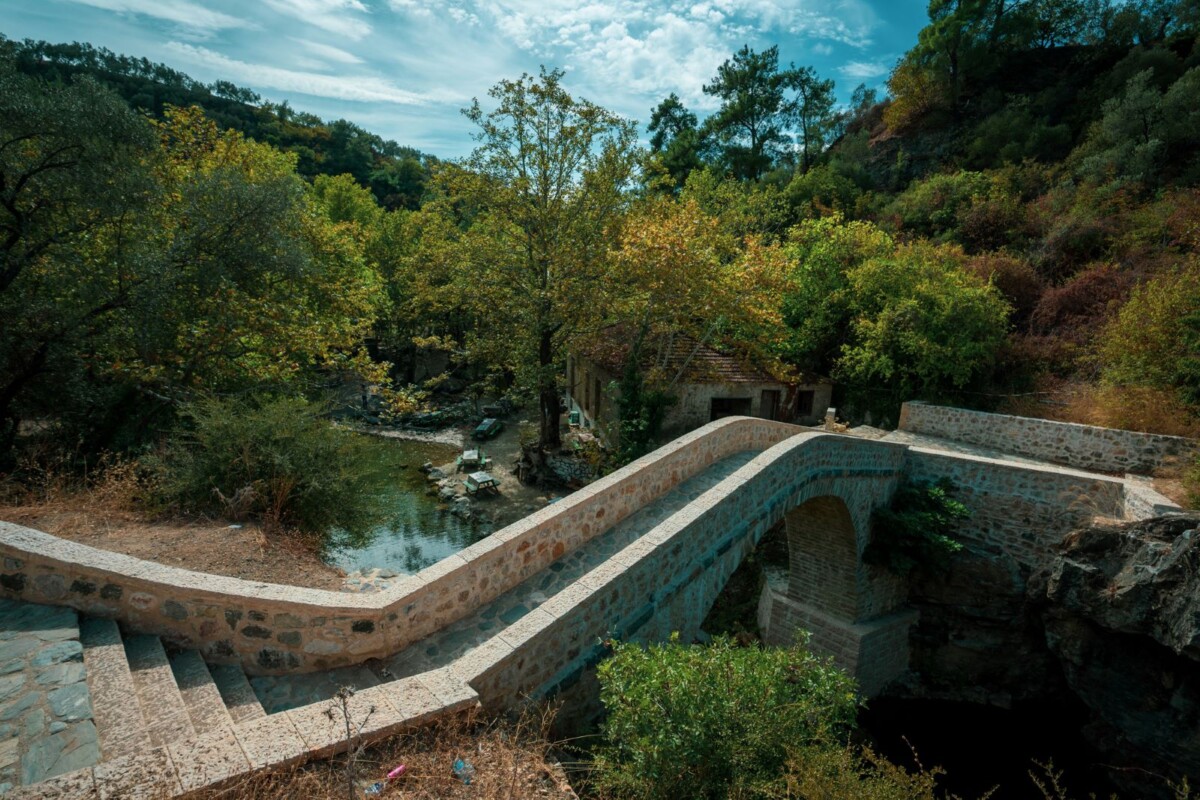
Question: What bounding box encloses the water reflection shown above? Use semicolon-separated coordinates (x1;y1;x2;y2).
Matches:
326;436;491;575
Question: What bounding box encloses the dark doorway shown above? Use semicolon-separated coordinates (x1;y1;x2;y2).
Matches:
760;389;780;420
796;390;815;418
710;397;753;421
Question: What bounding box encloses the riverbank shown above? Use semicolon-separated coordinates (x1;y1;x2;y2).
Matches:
0;500;347;589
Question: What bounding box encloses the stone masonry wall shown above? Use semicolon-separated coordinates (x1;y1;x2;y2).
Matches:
460;432;912;709
899;401;1200;474
0;417;799;675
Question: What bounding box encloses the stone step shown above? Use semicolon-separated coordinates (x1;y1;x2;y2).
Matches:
208;664;266;725
0;601;100;791
79;618;150;763
168;651;234;737
123;635;194;748
250;664;382;715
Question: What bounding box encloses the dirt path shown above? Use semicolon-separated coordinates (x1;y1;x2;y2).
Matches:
0;504;346;590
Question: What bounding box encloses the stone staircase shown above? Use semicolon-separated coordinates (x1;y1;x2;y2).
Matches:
1;596;472;798
1;603;270;794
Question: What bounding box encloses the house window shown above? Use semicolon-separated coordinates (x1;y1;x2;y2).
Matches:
710;397;753;421
796;390;815;418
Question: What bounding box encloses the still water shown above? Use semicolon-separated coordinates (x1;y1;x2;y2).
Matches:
325;436;489;575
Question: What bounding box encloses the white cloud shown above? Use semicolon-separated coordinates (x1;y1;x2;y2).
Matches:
291;38;364;65
163;42;460;105
65;0;248;32
838;59;888;79
262;0;372;40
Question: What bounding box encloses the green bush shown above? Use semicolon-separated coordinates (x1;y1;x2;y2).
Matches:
157;395;397;547
865;478;970;576
591;635;858;799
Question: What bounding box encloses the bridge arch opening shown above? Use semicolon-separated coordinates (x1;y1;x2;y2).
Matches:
781;495;859;621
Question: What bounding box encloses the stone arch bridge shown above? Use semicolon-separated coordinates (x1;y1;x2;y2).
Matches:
0;411;1182;797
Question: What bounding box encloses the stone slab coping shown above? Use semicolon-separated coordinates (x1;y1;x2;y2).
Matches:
6;668;481;799
0;416;796;615
902;400;1200;445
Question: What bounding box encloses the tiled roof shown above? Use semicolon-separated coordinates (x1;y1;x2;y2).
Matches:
578;325;787;385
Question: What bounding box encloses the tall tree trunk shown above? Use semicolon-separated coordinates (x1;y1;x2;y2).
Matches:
538;327;561;450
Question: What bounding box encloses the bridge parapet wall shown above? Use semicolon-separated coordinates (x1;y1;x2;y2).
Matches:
0;417;798;674
902;447;1129;569
461;433;911;707
899;401;1200;475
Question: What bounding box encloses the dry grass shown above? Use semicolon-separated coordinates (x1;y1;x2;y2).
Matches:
1000;382;1200;439
1001;382;1200;508
0;453;345;588
193;708;576;800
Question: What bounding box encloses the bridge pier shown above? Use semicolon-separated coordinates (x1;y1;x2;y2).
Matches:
757;493;914;696
757;588;916;696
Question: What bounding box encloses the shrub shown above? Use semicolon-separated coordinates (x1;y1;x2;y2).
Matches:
157;395;397;547
591;635;858;800
965;253;1044;330
1099;263;1200;411
1029;262;1133;341
865;478;969;576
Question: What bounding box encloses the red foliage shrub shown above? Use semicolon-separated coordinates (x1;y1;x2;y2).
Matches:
1029;262;1135;341
965;253;1044;328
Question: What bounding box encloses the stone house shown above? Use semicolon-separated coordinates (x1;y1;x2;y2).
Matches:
565;330;832;444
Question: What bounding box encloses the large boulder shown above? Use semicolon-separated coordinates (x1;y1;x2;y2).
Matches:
1033;513;1200;797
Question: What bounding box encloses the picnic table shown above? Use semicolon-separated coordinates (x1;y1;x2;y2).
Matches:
455;449;492;473
463;471;499;495
473;417;503;440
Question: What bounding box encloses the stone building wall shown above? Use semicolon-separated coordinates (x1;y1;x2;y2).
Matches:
899;401;1200;474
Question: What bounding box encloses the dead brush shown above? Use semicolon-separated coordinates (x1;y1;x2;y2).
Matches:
187;705;575;800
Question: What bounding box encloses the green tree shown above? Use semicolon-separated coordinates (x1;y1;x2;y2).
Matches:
781;215;895;374
159;394;398;545
114;107;388;407
784;65;836;174
646;93;704;191
835;241;1011;411
702;45;789;181
0;65;156;461
1100;262;1200;411
454;67;638;452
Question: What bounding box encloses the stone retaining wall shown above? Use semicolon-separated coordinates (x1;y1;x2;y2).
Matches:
903;447;1133;568
899;401;1200;474
0;417;799;674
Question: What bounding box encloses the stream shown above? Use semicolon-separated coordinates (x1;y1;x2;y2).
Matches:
325;436;487;575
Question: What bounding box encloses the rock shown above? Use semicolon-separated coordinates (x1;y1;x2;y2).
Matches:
30;641;82;668
0;675;23;703
34;663;86;687
426;468;447;481
1033;513;1200;798
377;569;398;579
48;683;91;722
418;461;434;474
438;486;457;502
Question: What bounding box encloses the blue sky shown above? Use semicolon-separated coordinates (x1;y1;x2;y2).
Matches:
1;0;930;158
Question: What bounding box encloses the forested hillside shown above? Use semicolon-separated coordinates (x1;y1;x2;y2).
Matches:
0;36;436;210
1;0;1198;504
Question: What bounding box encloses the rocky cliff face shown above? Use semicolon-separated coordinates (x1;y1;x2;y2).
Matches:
1032;513;1200;796
893;513;1200;797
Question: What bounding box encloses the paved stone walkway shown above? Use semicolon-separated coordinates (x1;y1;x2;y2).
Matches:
0;599;98;793
251;450;761;713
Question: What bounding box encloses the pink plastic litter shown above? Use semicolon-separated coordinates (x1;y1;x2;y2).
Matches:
387;765;406;780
